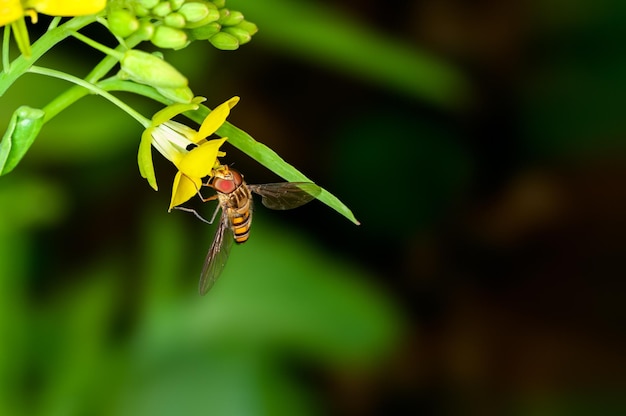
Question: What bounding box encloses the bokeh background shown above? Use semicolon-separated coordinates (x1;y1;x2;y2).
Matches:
1;0;625;415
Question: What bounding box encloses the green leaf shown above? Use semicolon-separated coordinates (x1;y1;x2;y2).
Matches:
0;106;45;175
186;105;360;225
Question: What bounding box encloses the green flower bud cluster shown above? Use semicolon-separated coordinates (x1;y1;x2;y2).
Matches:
106;0;258;50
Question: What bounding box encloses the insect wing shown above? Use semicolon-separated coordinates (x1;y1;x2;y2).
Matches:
248;182;321;210
198;208;234;295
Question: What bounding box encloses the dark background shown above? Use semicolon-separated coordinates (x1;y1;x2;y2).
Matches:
0;0;624;415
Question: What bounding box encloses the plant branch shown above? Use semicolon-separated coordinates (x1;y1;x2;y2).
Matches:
29;66;150;127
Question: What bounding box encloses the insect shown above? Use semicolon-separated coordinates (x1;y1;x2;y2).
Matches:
194;165;321;294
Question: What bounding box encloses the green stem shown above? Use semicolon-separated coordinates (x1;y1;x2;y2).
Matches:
28;66;150;127
84;23;145;82
10;18;31;58
2;26;10;72
0;15;97;97
47;17;62;31
98;77;172;103
40;33;145;122
71;31;124;60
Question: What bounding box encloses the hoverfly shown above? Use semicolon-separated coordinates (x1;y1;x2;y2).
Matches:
193;165;321;294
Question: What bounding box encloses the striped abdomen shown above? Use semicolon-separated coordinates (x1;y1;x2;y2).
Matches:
212;168;253;244
226;186;252;244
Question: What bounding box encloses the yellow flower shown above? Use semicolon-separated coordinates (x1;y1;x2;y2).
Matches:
138;96;240;210
0;0;106;26
0;1;24;27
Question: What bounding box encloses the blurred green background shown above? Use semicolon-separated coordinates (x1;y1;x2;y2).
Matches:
1;0;625;415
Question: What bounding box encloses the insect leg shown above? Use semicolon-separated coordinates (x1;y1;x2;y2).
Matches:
194;182;214;202
207;202;222;224
173;206;213;224
201;194;218;203
176;201;222;224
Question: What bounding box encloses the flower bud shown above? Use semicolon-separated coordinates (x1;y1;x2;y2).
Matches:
223;27;250;45
152;25;188;49
178;2;209;23
152;1;172;17
236;20;258;36
108;10;140;38
121;50;188;88
184;7;220;28
164;12;186;28
218;9;244;26
133;5;150;17
135;20;155;40
156;85;194;103
209;32;239;50
188;22;221;40
138;0;159;8
0;106;45;175
211;0;226;8
169;0;185;10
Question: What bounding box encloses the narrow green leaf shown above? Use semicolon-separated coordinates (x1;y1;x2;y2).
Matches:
0;106;45;175
187;106;360;225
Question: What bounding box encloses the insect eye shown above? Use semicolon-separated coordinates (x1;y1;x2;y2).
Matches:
213;178;236;193
231;170;243;186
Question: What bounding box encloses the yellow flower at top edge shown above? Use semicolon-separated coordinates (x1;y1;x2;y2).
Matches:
139;96;240;211
25;0;106;17
0;0;24;26
0;0;106;26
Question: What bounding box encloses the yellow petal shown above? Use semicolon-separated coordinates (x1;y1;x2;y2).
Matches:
138;127;158;190
151;102;199;126
169;171;202;210
0;0;23;26
26;0;106;16
195;96;239;142
24;9;37;23
178;138;227;178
